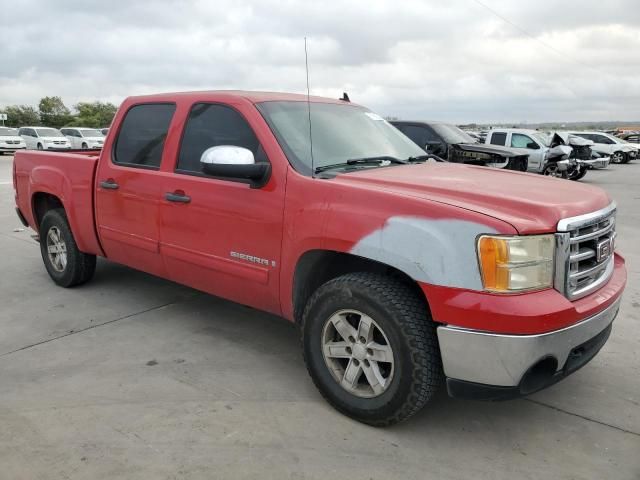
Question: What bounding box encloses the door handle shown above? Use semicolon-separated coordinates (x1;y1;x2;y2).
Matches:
100;179;119;190
165;191;191;203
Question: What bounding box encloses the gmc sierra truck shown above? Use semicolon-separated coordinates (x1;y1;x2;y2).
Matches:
13;91;626;426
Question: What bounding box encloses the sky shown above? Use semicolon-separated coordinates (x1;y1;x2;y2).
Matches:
1;0;639;123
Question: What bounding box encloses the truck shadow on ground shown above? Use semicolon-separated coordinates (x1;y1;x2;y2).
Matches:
86;261;573;435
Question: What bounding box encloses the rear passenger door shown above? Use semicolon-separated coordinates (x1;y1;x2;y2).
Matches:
95;103;176;277
159;102;285;314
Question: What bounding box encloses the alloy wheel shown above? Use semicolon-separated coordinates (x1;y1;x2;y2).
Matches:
321;309;395;398
46;226;67;272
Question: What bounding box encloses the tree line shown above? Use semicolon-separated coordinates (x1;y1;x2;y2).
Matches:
2;96;117;129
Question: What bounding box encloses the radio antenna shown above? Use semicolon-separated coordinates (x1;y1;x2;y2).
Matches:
304;37;315;177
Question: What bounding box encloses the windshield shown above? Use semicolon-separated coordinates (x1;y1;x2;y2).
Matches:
36;128;64;137
532;132;550;147
257;101;426;175
430;124;477;144
0;127;19;136
608;134;627;144
79;129;104;137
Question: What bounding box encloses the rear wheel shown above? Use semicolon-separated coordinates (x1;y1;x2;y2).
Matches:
39;208;96;287
302;272;442;426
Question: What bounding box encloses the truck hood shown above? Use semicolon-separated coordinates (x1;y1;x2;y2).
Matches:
454;142;523;158
335;163;611;234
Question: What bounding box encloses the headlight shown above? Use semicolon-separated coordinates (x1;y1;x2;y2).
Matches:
477;235;555;292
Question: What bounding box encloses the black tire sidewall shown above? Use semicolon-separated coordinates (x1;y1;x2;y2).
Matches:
39;210;78;287
303;281;423;423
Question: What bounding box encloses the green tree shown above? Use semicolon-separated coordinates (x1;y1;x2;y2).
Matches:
38;96;72;128
3;105;40;127
70;101;118;128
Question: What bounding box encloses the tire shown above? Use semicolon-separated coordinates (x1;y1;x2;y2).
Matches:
37;143;43;150
81;143;88;150
611;151;624;164
569;166;588;181
543;163;567;178
39;208;96;287
301;272;442;426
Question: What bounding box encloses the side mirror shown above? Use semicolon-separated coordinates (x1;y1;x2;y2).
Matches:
200;145;271;188
425;141;445;155
526;141;539;150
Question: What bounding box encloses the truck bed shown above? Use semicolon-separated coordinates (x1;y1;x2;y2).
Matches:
14;150;104;256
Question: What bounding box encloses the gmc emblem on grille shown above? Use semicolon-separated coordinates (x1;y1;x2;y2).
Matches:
596;238;612;262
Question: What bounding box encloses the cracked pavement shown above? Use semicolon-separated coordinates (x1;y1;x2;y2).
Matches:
0;155;638;479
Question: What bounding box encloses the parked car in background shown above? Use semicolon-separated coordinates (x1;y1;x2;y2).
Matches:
60;127;105;149
18;127;71;150
0;127;27;154
568;131;637;164
485;129;551;174
391;121;529;171
620;132;640;144
483;128;605;180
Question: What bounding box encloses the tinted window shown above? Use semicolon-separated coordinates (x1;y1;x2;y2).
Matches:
490;132;507;146
511;133;534;148
593;134;614;144
177;103;262;174
114;103;175;168
398;125;440;148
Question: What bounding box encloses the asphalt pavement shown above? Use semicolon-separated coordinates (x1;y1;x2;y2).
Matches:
0;153;638;479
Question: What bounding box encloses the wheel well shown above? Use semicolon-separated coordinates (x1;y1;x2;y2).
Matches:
292;250;428;323
32;192;64;228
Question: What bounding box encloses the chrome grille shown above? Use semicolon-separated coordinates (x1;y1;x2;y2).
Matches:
555;203;616;300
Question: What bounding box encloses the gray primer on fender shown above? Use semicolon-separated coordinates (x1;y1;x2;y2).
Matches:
350;216;498;290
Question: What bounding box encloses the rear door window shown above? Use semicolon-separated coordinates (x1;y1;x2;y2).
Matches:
489;132;507;146
114;103;176;169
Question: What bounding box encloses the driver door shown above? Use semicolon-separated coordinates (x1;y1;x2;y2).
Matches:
159;102;285;315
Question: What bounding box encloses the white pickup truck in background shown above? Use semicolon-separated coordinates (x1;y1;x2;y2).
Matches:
485;128;609;180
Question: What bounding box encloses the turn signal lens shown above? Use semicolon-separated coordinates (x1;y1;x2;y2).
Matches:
477;235;554;292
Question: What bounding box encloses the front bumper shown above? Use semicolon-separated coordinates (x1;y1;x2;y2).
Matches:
438;297;620;400
579;157;610;169
0;146;26;152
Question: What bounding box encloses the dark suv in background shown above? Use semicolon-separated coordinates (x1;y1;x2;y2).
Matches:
391;120;528;171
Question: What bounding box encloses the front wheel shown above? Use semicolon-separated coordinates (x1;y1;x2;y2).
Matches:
569;166;588;181
302;272;442;426
81;142;88;149
611;151;624;164
543;163;567;178
36;143;43;150
39;208;96;287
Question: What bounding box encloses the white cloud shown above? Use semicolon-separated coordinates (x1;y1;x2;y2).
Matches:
0;0;639;122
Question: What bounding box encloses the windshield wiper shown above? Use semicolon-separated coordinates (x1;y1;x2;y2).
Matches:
314;156;407;174
406;154;445;163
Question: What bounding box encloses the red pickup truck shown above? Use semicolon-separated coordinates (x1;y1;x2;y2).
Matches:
13;91;626;425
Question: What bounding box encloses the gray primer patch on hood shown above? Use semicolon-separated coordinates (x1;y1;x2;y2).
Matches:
350;216;498;290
